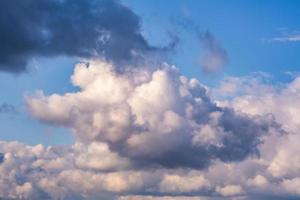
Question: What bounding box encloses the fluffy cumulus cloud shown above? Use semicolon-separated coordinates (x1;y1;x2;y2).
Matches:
0;0;176;73
27;60;277;169
1;59;298;199
212;73;300;198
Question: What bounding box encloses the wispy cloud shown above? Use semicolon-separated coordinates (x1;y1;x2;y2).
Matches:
174;18;229;73
272;32;300;42
199;31;229;73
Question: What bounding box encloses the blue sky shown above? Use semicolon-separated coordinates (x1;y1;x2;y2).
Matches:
0;57;76;145
125;0;300;80
1;0;300;146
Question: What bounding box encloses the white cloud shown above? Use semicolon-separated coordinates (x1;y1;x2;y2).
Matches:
159;172;209;193
281;178;300;195
118;196;207;200
215;74;300;179
216;185;245;196
1;60;300;199
212;73;300;197
73;142;130;171
247;175;268;187
27;60;273;170
272;33;300;42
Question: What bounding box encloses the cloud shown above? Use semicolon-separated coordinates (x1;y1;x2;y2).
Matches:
199;32;229;73
212;73;300;197
216;185;244;196
0;153;4;163
214;73;300;134
0;141;138;199
175;18;229;73
0;0;176;73
159;172;209;193
1;2;300;199
1;60;299;199
26;60;277;170
272;33;300;42
281;178;300;195
118;196;207;200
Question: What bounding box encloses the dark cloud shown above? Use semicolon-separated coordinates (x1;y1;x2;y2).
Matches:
0;0;175;73
243;194;300;200
128;107;280;169
215;110;280;162
0;153;4;163
124;84;281;169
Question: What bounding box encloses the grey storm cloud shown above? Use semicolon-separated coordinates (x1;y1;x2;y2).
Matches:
0;0;176;73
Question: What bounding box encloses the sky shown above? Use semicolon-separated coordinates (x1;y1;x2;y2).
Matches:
1;0;300;199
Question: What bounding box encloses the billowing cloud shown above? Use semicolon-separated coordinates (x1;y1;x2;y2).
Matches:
1;1;300;199
0;0;176;73
0;141;141;199
1;60;299;199
212;73;300;198
26;60;276;169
